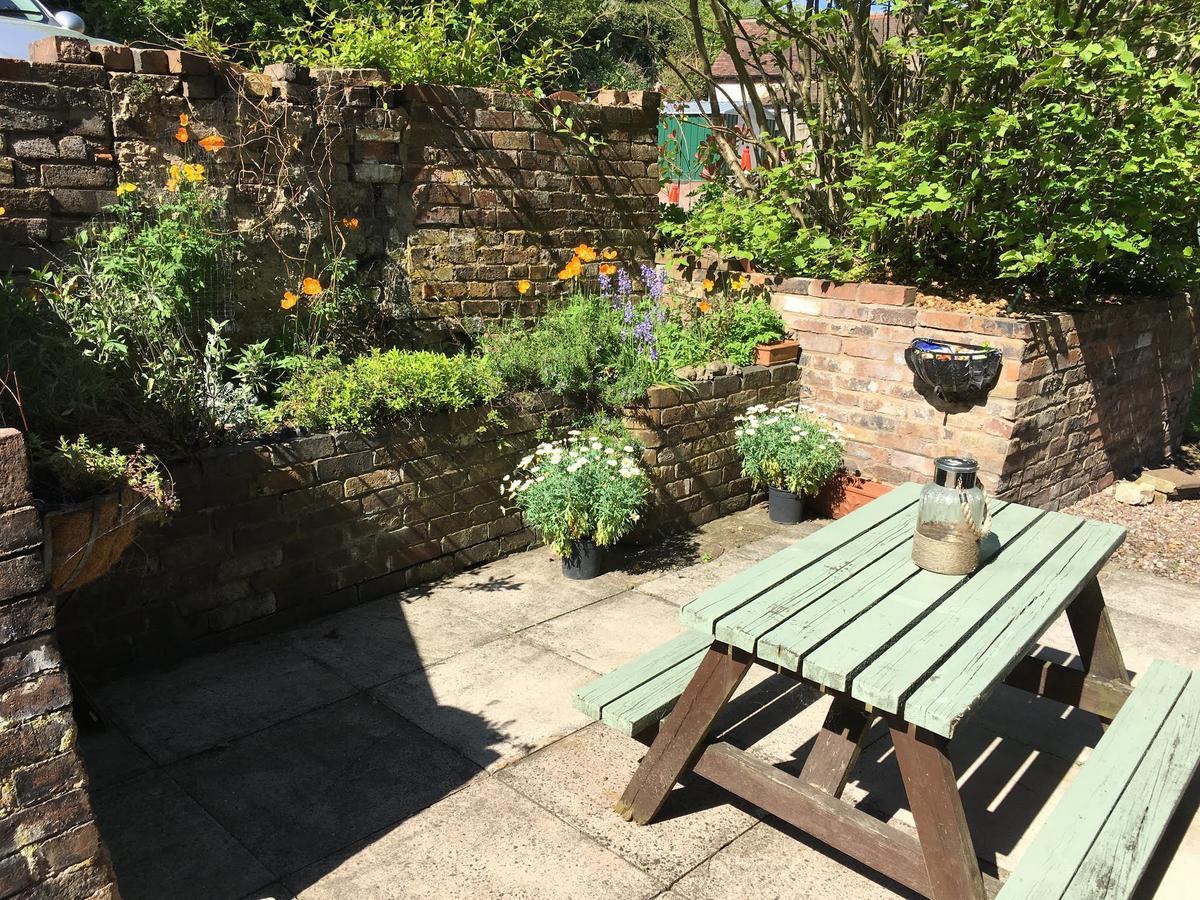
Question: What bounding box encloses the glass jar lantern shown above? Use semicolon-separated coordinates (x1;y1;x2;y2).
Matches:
911;457;990;575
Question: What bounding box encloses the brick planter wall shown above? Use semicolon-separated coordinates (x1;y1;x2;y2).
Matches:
0;40;659;332
762;277;1199;508
58;366;797;675
0;429;119;900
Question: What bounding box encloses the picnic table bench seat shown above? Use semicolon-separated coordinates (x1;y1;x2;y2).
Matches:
571;631;710;739
997;658;1200;900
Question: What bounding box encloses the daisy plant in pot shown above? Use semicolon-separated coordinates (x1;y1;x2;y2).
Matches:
503;429;651;579
734;403;844;524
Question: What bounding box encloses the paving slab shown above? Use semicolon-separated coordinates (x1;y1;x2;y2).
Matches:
285;778;663;900
1036;603;1200;672
169;693;481;877
91;635;357;763
239;885;296;900
1099;566;1200;631
91;769;273;900
522;589;686;674
282;591;506;688
497;722;760;882
671;820;917;899
433;548;638;631
76;723;155;790
373;635;595;771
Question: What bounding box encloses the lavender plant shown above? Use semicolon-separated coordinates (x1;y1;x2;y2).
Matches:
734;403;844;496
502;430;651;556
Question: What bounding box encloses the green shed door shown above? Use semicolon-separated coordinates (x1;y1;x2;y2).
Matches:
659;114;712;181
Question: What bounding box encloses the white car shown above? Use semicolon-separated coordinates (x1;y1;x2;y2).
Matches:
0;0;117;60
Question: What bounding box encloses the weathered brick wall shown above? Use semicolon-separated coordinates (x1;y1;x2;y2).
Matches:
58;367;799;675
756;275;1199;509
0;39;659;333
0;429;120;900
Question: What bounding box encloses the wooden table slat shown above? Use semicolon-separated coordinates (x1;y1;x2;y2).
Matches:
799;502;1044;696
1060;671;1200;899
713;503;922;651
679;483;921;631
600;644;717;736
996;661;1191;899
853;508;1081;715
904;520;1126;736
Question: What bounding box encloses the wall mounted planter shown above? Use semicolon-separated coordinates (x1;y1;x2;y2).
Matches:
755;339;801;366
43;491;143;592
904;339;1002;401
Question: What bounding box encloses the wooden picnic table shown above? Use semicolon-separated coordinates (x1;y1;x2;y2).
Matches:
611;481;1139;899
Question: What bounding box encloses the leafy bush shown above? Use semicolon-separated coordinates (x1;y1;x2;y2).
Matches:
265;349;501;432
260;0;578;90
48;436;177;510
666;0;1200;298
734;404;844;496
503;429;650;555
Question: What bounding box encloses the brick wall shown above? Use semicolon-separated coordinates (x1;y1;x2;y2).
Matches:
0;429;119;900
755;275;1199;509
0;40;659;333
57;367;798;676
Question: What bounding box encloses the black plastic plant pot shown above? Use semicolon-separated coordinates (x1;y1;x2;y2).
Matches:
562;538;603;580
768;487;805;525
904;339;1003;401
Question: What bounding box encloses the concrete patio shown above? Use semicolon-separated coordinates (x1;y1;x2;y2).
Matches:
76;505;1200;900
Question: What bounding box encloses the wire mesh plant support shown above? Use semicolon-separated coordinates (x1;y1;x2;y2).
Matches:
904;339;1003;401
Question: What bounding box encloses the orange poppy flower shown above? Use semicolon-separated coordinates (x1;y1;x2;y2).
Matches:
179;113;190;126
281;291;300;309
341;217;359;229
517;279;532;295
174;126;189;143
598;263;617;277
573;243;597;263
698;299;713;314
557;255;582;281
703;278;715;292
198;133;226;152
301;277;323;296
601;247;618;260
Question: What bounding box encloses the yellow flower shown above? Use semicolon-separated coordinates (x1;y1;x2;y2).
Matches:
165;178;179;193
573;243;597;263
557;255;583;280
301;277;323;296
698;299;712;314
601;247;618;260
599;263;617;277
179;113;190;126
181;163;205;183
703;278;714;292
731;275;749;292
517;279;532;295
174;126;189;143
115;182;137;197
281;290;299;310
0;206;6;216
341;216;360;230
198;133;226;153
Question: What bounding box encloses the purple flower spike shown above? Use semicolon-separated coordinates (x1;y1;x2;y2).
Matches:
617;267;633;302
640;263;664;302
598;272;611;295
623;300;635;324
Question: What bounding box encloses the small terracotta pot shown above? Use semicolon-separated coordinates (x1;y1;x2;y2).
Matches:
43;490;144;592
754;339;800;366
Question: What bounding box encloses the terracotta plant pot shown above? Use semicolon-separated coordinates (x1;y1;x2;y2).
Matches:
43;490;144;592
755;339;800;366
812;473;893;519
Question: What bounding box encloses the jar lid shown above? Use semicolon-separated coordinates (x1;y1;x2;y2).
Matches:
933;456;979;489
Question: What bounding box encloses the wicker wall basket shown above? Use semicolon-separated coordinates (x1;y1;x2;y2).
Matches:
43;490;144;592
904;340;1003;401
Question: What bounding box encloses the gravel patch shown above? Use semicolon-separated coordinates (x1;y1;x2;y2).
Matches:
1065;490;1200;585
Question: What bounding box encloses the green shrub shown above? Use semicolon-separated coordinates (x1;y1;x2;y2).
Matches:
48;435;177;510
266;349;501;432
734;404;844;496
503;429;650;555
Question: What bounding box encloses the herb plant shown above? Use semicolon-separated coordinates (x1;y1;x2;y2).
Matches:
48;435;177;511
734;404;844;496
503;429;650;556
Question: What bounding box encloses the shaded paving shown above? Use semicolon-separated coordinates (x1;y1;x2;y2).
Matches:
75;505;1200;899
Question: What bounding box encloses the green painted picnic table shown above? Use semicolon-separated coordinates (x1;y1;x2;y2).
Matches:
602;481;1169;899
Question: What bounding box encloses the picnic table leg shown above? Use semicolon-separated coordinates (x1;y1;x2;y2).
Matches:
1065;577;1132;722
891;726;986;900
799;697;874;798
615;643;750;825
